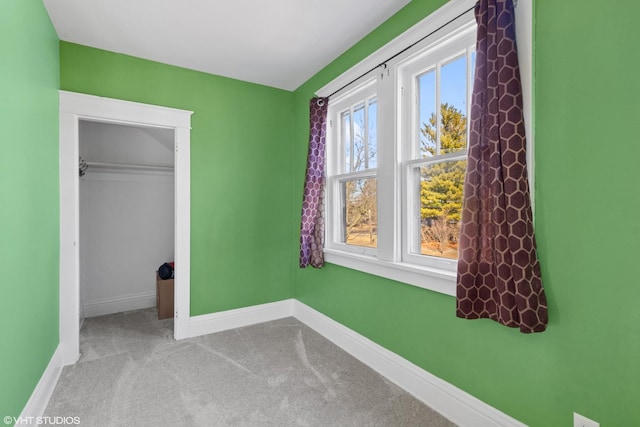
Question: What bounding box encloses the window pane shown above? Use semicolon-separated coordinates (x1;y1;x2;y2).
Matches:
418;70;436;158
418;160;466;259
440;55;468;154
341;178;377;248
341;111;352;173
368;98;377;169
352;103;366;171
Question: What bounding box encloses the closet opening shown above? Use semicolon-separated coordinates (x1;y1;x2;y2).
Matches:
78;120;175;325
59;91;193;366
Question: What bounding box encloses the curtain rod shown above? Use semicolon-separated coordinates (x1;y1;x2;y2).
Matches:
326;4;476;100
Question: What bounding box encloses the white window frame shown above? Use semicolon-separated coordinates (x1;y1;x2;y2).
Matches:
399;24;476;271
326;78;379;257
318;0;533;296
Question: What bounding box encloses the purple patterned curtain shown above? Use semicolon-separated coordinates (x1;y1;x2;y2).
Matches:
456;0;548;333
299;97;329;268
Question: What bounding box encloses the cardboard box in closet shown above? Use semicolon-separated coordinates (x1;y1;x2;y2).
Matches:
156;272;174;320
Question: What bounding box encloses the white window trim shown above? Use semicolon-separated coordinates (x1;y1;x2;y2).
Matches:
316;0;479;99
397;24;475;272
326;78;379;257
317;0;533;297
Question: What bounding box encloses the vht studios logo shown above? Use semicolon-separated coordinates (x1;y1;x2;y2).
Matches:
4;416;80;425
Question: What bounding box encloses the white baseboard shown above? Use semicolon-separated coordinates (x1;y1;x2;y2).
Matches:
292;300;526;427
83;292;156;318
16;345;63;426
189;299;295;338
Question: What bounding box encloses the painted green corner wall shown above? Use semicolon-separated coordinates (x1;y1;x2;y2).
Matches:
59;43;296;315
293;0;640;426
0;0;60;419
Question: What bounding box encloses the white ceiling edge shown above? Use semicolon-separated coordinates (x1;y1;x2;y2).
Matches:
43;0;411;91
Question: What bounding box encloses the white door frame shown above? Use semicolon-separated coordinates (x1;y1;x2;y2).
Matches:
59;91;193;365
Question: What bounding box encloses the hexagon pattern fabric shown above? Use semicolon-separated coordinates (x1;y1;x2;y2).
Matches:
299;97;328;268
456;0;548;333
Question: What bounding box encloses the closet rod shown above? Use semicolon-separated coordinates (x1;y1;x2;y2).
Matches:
85;161;174;172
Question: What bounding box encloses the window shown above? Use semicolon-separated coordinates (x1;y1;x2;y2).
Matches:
400;28;475;271
321;0;532;296
327;81;378;255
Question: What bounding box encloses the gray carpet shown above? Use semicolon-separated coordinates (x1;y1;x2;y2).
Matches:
44;309;456;426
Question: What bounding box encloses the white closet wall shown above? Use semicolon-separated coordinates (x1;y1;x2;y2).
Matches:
79;121;175;317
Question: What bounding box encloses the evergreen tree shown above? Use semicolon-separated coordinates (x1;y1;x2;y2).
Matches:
419;103;467;255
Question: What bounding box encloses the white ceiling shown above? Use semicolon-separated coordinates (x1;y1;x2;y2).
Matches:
43;0;410;91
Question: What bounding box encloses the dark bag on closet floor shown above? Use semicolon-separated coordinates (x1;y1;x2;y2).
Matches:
158;262;174;280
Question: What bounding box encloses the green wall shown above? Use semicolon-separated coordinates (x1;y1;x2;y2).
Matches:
0;0;60;419
10;0;637;424
60;43;296;315
293;0;640;425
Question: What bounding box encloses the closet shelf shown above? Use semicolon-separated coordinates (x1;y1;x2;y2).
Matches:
85;161;174;172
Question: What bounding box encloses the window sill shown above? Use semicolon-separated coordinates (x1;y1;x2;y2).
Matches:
323;249;456;297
